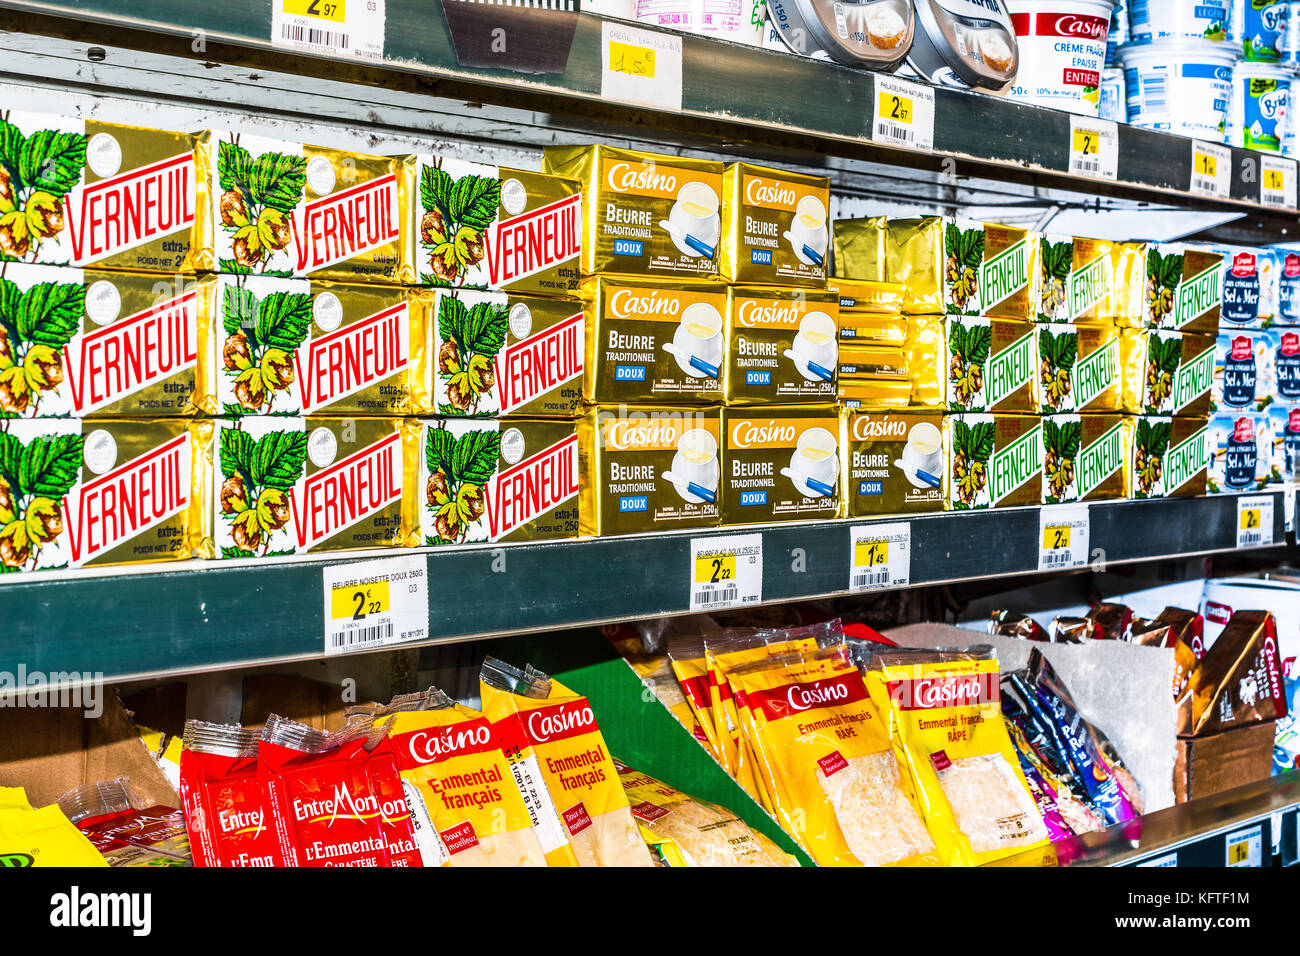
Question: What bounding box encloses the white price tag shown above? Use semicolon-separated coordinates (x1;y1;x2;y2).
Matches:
1068;115;1118;180
1136;852;1179;867
272;0;385;60
1286;483;1296;534
1038;504;1090;572
1189;140;1231;199
1236;494;1274;549
689;533;761;612
601;21;683;111
849;522;911;592
1225;824;1263;867
1261;155;1298;209
322;554;428;655
872;76;935;151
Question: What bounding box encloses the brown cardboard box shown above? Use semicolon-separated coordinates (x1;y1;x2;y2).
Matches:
1173;720;1275;803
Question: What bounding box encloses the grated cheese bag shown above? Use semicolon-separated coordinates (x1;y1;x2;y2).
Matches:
0;804;108;867
868;653;1050;867
668;638;722;761
0;786;32;810
624;653;713;751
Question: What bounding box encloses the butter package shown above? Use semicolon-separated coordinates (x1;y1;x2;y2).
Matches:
0;111;198;272
1129;415;1209;499
1269;328;1300;402
837;379;912;409
1267;404;1300;483
1211;329;1274;412
945;413;1042;510
582;277;724;404
1041;414;1127;504
1178;611;1287;737
725;286;838;404
1131;243;1223;333
1037;235;1118;323
213;275;426;416
194;131;400;282
410;418;579;544
398;156;581;294
720;406;840;524
838;312;907;345
837;342;911;409
1122;329;1215;416
830;216;886;284
542;144;723;280
0;417;207;572
0;263;212;416
720;163;828;288
946;316;1036;412
1036;323;1122;414
1207;411;1273;493
577;406;721;536
831;278;905;319
425;289;582;417
906;316;946;408
211;416;404;557
842;408;945;516
1213;246;1278;330
886;217;1035;319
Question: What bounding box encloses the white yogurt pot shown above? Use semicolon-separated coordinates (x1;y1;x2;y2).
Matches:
1128;0;1231;42
1100;65;1126;119
1107;0;1128;63
1118;38;1236;139
1230;0;1288;60
1005;0;1114;116
1228;59;1294;151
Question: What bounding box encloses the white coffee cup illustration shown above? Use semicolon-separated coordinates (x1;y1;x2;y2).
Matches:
666;301;724;378
896;421;943;489
783;426;839;497
787;310;837;382
787;195;828;266
664;181;720;259
665;428;719;503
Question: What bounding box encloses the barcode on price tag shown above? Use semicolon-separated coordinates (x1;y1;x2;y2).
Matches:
1038;505;1090;572
1068;116;1118;180
1261;155;1298;209
872;76;935;151
689;533;761;612
1236;494;1274;549
601;21;682;110
272;0;385;60
322;554;428;654
1225;824;1262;867
1189;140;1231;199
849;522;911;591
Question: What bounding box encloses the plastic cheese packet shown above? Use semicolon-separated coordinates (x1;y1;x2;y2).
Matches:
668;637;723;761
866;650;1050;866
58;776;191;866
0;803;108;867
180;720;284;868
480;657;652;867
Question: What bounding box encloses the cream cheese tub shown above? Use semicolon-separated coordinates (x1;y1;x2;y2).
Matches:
1228;59;1294;151
1107;0;1128;64
1230;0;1288;60
1128;0;1230;41
766;0;913;67
906;0;1019;90
1118;39;1236;138
1006;0;1115;116
1100;66;1126;119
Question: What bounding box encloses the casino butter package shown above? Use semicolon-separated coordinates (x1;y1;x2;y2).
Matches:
720;162;829;288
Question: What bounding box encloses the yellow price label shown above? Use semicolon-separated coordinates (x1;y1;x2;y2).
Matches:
1072;128;1100;155
854;540;890;566
1194;150;1218;178
609;40;656;78
695;553;735;585
878;91;913;125
1240;508;1262;530
282;0;346;22
330;578;389;621
1227;840;1250;865
1043;524;1072;550
1265;168;1286;190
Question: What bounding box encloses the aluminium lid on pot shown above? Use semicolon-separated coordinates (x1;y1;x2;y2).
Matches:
767;0;915;68
910;0;1019;89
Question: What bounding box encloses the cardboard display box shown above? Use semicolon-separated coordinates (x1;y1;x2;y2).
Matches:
1174;720;1276;803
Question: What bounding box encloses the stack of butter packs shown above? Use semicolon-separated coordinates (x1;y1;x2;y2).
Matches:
544;144;843;535
832;217;1219;513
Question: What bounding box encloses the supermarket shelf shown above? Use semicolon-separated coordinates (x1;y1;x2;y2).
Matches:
1;0;1297;219
0;491;1289;684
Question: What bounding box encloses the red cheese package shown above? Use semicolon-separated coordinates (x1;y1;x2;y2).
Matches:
179;721;284;868
60;777;190;866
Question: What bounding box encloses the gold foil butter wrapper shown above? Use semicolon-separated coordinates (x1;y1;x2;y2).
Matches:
1178;610;1285;737
0;111;199;273
1129;415;1209;499
194;131;401;282
720;162;829;288
543;144;724;280
945;413;1042;510
1041;413;1127;504
885;217;1036;318
837;342;910;408
0;418;205;572
398;156;581;294
831;216;886;284
212;416;406;557
1036;235;1117;323
831;278;905;316
212;275;427;417
578;406;721;536
1131;243;1223;333
725;286;838;405
424;290;583;417
409;418;579;545
583;277;724;405
946;316;1037;412
842;408;946;517
1037;323;1122;414
0;263;213;417
721;405;840;524
1121;328;1215;416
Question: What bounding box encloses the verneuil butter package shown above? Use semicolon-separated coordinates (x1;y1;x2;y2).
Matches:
425;289;582;417
0;111;197;272
1036;323;1122;414
398;156;580;294
213;275;425;416
578;406;721;536
843;409;946;517
1212;329;1274;411
0;263;211;416
1041;414;1127;504
720;162;829;288
212;416;404;557
1268;403;1300;482
1136;243;1222;333
832;278;905;320
542;145;723;280
1121;329;1215;416
1129;415;1209;499
195;131;400;281
946;316;1036;412
1207;411;1272;494
830;216;886;284
0;417;206;572
720;405;840;524
412;418;579;544
886;218;1035;319
1037;235;1118;323
583;277;724;404
725;287;838;404
946;414;1043;510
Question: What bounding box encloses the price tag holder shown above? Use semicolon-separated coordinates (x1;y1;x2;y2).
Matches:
272;0;386;60
601;21;683;111
1038;504;1090;572
1285;483;1296;534
322;554;428;655
1135;852;1179;867
1067;115;1118;180
689;533;762;612
1236;494;1275;549
1189;140;1231;199
849;522;912;592
1261;155;1298;209
1225;823;1263;867
872;76;935;151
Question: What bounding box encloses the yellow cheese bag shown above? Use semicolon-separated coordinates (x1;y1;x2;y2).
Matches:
0;804;108;867
480;658;651;867
667;638;722;761
620;651;714;753
0;787;32;810
868;653;1050;866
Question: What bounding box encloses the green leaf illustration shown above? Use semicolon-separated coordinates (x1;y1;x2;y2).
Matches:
221;545;255;559
248;151;306;213
255;291;312;351
449;175;501;232
966;325;992;366
17;130;86;197
219;257;254;275
1060;421;1082;459
0;432;25;496
251;430;307;490
464;301;507;357
953;419;971;458
454;429;500;487
217;140;255;194
0;119;25;176
971;422;995;461
223;284;258;337
19;281;84;348
1043;419;1061;455
0;278;22;339
420;166;454;219
438;294;470;350
949;321;967;358
20;433;86;499
219;427;255;482
426;426;456;479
